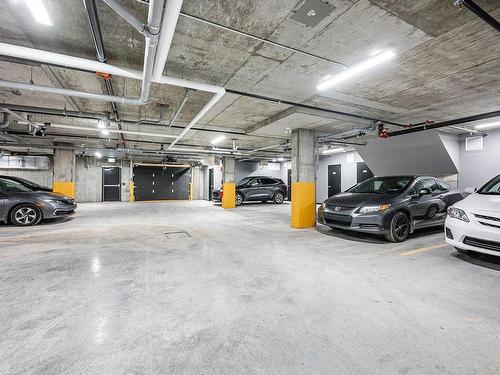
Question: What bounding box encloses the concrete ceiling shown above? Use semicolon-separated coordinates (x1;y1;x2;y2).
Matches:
0;0;499;160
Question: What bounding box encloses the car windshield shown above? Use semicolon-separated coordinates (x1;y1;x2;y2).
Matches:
10;177;47;189
348;176;413;194
0;178;34;192
237;177;254;186
478;175;500;195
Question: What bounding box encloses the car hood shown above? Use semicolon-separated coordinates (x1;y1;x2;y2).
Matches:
8;191;74;201
325;192;396;207
455;193;500;214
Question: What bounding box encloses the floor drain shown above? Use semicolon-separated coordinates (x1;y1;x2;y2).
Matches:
164;231;191;239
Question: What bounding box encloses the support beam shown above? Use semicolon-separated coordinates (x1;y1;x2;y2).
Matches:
221;156;235;209
290;129;316;229
52;143;76;198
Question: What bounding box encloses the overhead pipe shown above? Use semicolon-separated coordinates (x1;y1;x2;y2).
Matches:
168;89;190;127
48;123;177;139
101;0;149;36
385;109;500;137
152;0;183;80
250;143;287;153
0;79;143;105
0;108;40;133
1;113;10;129
0;42;225;145
455;0;500;32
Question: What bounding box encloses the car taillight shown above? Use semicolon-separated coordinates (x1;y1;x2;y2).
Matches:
219;189;223;199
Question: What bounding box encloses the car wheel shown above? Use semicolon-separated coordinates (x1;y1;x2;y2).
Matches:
273;192;284;204
385;211;410;242
235;193;244;206
10;204;42;226
426;204;439;219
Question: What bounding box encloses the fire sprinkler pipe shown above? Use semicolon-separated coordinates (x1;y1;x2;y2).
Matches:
0;79;144;105
0;42;225;148
455;0;500;32
47;123;178;139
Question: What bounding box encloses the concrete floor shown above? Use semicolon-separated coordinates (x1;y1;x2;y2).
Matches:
1;201;500;374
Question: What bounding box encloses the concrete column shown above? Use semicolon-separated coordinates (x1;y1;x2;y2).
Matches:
290;129;316;228
222;156;236;208
52;143;76;197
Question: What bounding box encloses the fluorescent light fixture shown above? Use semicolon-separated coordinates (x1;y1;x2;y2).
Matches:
107;157;116;163
322;147;345;155
277;157;285;162
101;129;109;136
97;120;106;129
317;50;396;91
211;135;226;145
94;151;102;159
24;0;52;26
475;121;500;130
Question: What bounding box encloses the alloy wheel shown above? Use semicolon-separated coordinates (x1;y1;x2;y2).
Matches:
395;215;409;240
14;207;38;225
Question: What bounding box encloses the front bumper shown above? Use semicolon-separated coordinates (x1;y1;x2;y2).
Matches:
317;205;389;234
445;215;500;257
41;202;77;219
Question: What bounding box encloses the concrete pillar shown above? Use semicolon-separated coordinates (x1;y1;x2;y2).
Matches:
290;129;316;228
222;156;236;208
52;143;76;197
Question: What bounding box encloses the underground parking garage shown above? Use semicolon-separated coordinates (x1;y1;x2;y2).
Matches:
1;0;500;373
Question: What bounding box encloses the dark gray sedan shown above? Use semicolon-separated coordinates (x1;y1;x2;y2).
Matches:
318;175;464;242
0;177;77;226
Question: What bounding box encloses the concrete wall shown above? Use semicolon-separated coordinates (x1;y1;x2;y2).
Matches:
316;151;364;203
75;157;131;203
459;129;500;189
235;161;283;182
0;167;53;188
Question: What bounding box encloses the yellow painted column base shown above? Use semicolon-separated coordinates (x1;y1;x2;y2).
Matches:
221;183;236;209
52;181;75;198
129;181;135;202
291;181;316;228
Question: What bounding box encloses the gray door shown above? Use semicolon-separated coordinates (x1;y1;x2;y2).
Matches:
244;178;262;200
328;164;341;197
102;167;121;202
259;177;277;199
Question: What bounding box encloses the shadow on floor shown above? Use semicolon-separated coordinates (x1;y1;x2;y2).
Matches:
316;224;444;244
0;216;74;228
453;251;500;271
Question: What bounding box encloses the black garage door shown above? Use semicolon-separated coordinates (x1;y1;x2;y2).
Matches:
133;166;191;201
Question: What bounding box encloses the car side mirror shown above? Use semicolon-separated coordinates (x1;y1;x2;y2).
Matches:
419;188;431;196
464;186;477;194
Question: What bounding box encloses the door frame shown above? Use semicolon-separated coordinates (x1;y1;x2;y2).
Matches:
102;166;121;202
328;164;342;198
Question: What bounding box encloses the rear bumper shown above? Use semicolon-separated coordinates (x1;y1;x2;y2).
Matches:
445;216;500;257
317;205;389;235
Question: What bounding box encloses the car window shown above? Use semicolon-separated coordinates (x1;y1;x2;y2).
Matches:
478;175;500;195
436;179;450;191
0;178;33;192
349;176;413;194
260;178;276;185
248;179;260;186
411;178;439;194
237;177;253;186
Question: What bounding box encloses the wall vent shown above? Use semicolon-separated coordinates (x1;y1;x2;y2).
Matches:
465;136;483;151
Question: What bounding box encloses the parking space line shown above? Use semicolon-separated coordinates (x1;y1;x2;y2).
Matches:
401;243;448;256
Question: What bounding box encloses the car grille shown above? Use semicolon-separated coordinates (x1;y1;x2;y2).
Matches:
463;237;500;252
326;205;355;212
323;213;352;227
474;214;500;222
61;198;74;205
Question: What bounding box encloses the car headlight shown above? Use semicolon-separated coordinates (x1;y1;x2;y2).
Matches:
447;206;469;222
359;204;391;214
43;199;65;205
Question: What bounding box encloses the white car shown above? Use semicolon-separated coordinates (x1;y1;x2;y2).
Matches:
445;174;500;256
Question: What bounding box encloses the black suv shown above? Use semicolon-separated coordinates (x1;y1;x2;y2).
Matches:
213;176;287;206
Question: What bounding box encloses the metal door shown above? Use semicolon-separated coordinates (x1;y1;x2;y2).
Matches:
357;162;374;183
328;164;341;197
208;168;214;200
102;167;121;201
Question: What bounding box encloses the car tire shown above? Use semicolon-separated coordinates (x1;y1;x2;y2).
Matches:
385;211;410;242
10;204;42;226
235;193;244;206
273;192;285;204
